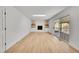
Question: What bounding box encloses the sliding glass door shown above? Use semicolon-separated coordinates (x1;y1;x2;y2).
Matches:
53;15;70;42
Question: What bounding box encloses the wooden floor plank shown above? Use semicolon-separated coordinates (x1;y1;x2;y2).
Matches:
6;32;78;53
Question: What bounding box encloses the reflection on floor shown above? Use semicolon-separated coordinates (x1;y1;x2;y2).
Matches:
6;32;78;53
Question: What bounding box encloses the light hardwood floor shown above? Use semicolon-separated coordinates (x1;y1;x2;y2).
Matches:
6;32;78;53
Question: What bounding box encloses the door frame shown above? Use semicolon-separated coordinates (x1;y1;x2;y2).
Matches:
3;8;6;52
0;8;6;52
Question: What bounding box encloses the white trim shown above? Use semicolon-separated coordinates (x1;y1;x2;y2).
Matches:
69;42;79;51
6;32;30;50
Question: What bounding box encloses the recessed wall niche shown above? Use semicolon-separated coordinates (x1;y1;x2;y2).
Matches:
31;20;36;28
44;20;49;28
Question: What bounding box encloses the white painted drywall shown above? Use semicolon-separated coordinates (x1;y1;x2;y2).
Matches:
49;19;55;34
0;7;6;52
49;7;79;50
6;7;31;50
0;8;3;52
31;20;49;32
15;6;66;19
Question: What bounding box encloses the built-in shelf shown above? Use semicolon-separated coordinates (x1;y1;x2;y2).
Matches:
31;20;36;28
44;20;49;28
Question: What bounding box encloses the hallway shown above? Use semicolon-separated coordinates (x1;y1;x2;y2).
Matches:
6;32;77;53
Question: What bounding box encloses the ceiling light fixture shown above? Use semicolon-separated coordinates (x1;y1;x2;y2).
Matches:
32;14;46;17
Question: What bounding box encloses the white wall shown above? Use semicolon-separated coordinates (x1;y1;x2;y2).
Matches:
0;7;6;52
31;20;49;32
0;7;3;52
49;19;55;34
6;7;31;50
49;7;79;50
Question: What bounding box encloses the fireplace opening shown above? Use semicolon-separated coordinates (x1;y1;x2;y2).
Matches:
38;26;43;30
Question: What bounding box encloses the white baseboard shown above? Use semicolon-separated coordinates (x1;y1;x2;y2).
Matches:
6;32;30;50
69;42;79;51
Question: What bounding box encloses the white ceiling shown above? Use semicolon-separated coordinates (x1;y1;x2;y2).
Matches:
14;6;67;20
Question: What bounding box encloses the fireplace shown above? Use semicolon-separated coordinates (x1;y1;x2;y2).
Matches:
38;26;43;30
